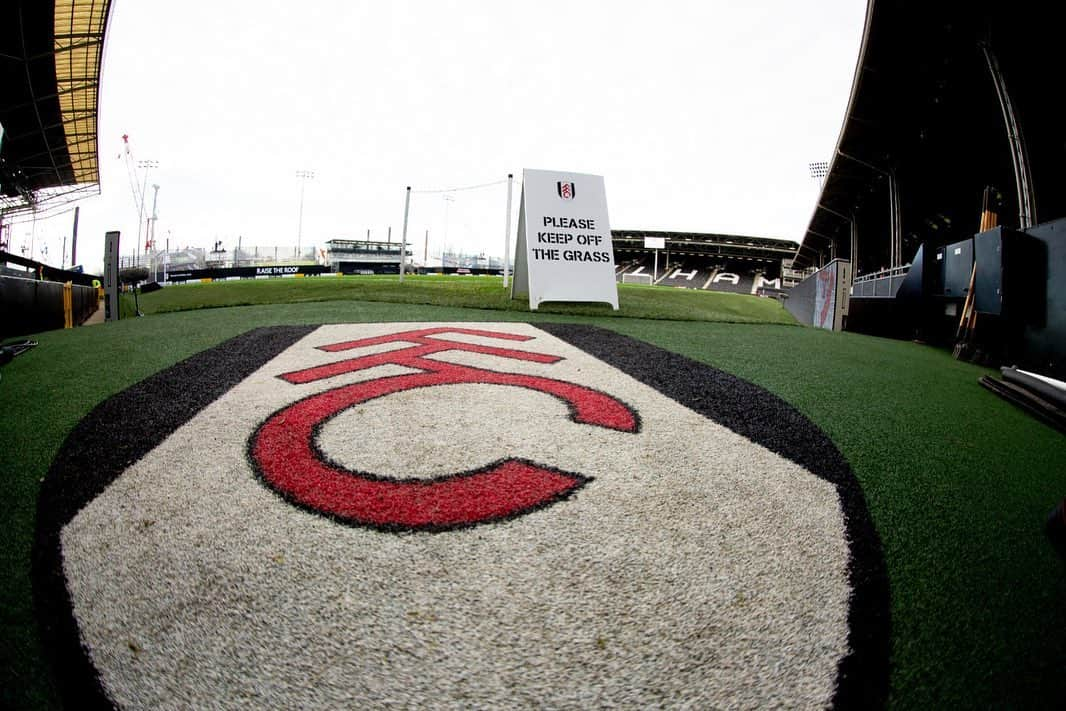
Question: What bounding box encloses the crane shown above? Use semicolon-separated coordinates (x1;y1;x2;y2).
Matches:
121;134;142;224
119;134;158;263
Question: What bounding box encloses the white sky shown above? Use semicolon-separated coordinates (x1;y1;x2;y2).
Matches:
13;0;866;272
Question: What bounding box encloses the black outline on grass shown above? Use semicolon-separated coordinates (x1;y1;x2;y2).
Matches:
32;323;889;709
537;322;891;710
31;326;316;710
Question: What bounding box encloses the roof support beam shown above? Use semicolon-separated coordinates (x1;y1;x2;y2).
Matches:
837;149;902;270
818;202;861;271
981;42;1036;229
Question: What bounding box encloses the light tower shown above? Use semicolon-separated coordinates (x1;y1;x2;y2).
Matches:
149;184;160;278
442;193;454;268
808;161;829;188
296;169;315;258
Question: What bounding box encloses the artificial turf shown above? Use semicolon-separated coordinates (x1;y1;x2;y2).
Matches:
2;281;1064;709
129;274;796;325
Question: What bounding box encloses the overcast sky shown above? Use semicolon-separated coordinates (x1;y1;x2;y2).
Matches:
14;0;865;272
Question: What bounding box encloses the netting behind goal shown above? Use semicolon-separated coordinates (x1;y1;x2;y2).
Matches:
407;178;517;271
622;273;653;285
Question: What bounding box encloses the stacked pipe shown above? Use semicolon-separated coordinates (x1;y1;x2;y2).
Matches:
979;366;1066;558
978;367;1066;434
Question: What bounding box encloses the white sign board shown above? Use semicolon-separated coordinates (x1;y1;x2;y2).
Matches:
644;237;665;249
511;169;618;310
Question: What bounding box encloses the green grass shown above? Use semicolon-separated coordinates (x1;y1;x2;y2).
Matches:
2;280;1064;709
131;274;796;324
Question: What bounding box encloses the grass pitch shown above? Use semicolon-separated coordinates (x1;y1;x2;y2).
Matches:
131;274;796;324
2;277;1064;709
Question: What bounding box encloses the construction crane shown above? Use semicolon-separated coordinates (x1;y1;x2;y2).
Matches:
121;134;142;223
119;134;158;263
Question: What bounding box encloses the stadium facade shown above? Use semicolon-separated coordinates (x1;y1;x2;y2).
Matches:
1;1;114;338
1;1;112;220
793;0;1066;376
613;229;803;296
796;0;1064;273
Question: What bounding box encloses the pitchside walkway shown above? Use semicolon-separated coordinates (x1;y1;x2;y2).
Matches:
82;299;105;325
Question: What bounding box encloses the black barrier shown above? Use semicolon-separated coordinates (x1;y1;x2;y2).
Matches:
0;251;100;288
0;276;98;338
337;263;401;275
162;264;507;281
165;265;331;282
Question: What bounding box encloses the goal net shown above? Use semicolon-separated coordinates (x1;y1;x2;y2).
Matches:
622;273;653;285
407;178;517;271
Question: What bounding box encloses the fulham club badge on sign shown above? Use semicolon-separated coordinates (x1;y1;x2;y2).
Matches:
512;169;618;309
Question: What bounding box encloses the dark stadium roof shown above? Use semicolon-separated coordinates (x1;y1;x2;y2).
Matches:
796;1;1065;272
1;1;114;211
612;229;798;264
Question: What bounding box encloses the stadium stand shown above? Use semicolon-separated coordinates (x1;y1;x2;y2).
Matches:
796;4;1065;277
1;2;113;215
615;255;655;282
656;263;713;289
753;274;788;299
1;1;114;337
704;269;754;295
611;230;797;296
324;239;411;274
610;238;797;299
793;2;1066;376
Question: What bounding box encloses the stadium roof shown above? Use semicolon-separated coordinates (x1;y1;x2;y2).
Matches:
796;1;1064;272
1;0;114;215
613;229;798;264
